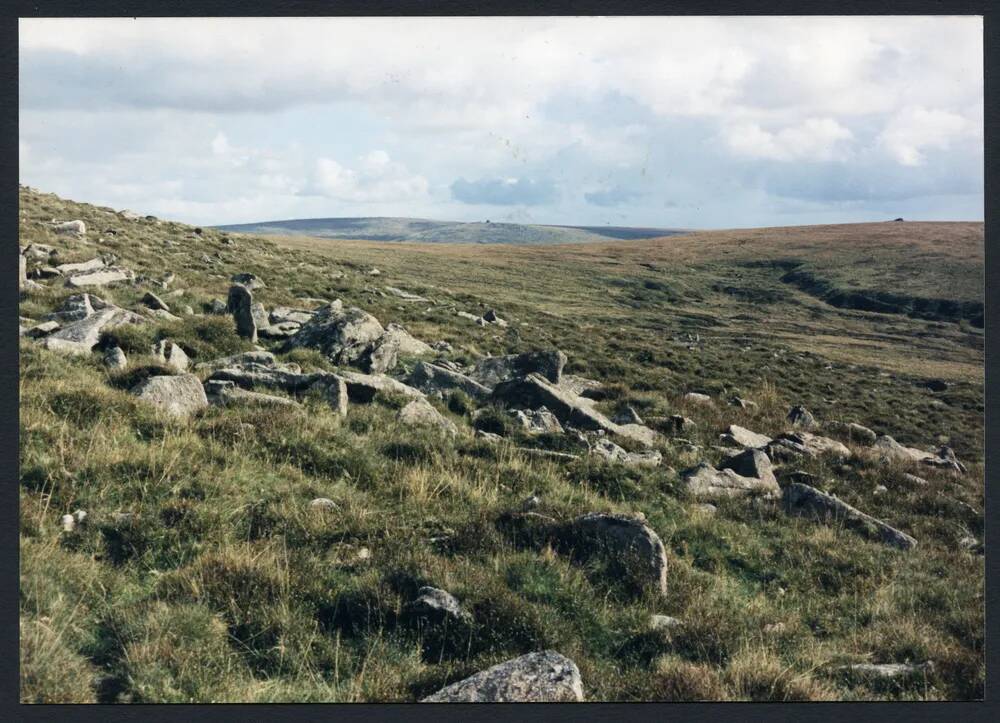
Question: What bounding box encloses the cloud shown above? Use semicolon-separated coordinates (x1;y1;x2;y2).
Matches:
723;118;854;162
17;16;984;227
584;186;643;207
450;177;558;206
306;151;429;203
877;106;979;166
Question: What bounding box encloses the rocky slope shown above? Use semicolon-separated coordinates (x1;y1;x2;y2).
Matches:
18;186;983;702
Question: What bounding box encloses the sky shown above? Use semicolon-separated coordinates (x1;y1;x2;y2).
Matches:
18;16;984;229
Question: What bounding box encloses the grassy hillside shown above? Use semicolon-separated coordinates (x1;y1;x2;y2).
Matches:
19;187;983;702
214;216;686;245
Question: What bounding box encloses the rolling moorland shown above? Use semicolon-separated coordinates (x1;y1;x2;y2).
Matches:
19;186;983;702
215;216;687;245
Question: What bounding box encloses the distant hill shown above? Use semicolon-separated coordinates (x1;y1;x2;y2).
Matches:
213;216;688;245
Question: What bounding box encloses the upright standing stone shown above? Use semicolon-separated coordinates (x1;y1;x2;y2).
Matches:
227;284;257;343
19;252;26;291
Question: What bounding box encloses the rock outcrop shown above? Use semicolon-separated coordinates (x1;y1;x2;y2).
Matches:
564;513;668;594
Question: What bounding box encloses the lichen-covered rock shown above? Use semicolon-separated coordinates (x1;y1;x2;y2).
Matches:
64;267;132;288
510;407;564;435
205;379;301;409
720;424;771;449
564;512;668;594
786;405;816;429
227;284;257;342
409;361;492;399
130;374;208;419
103;346;127;370
719;448;777;486
53;219;86;237
41;307;144;355
590;438;662;468
680;462;780;500
421;650;584;702
471;349;567;387
492;373;655;448
284;302;384;364
782;482;917;550
406;586;471;623
397;399;458;436
151;340;189;371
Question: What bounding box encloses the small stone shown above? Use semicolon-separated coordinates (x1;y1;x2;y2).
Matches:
103;346;127;370
683;392;712;405
60;514;75;532
521;495;541;511
650;614;683;632
309;498;337;510
787;405;816;429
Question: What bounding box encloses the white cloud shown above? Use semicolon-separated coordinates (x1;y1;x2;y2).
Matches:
211;132;230;155
309;151;429;203
724;118;854;162
878;106;979;166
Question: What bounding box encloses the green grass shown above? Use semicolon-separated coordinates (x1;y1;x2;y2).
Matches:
19;187;983;701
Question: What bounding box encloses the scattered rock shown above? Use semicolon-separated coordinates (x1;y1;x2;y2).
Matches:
493;373;655;448
902;472;929;486
590;438;662;468
285;302;385;364
663;415;696;436
782;483;917;550
56;257;105;275
510;407;564;435
681;462;780;500
682;392;712;405
336;370;425;403
64;267;132;288
846;422;877;445
322;377;349;416
691;503;717;517
406;586;471;623
103;346;127;370
718;448;777;487
786;405;816;429
564;513;668;594
151;340;189;371
719;424;771;449
41;307;145;355
729;396;758;411
269;306;315;325
130;373;209;419
26;321;60;338
612;406;644;425
19;253;26;290
521;495;541;511
227;284;257;343
650;614;683;632
409;361;492;399
397;399;458;436
767;431;850;461
250;302;270;329
52;220;86;237
925;379;948;392
421;650;584;702
230;272;265;290
208;298;227;314
384;286;428;302
471;349;567;387
838;662;934;680
205;379;301;408
309;498;337;510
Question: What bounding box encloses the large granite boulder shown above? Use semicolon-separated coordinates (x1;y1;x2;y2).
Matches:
564;512;668;594
284;302;384;364
130;374;208;419
409;361;492;399
680;462;780;500
421;650;584;702
471;349;567;388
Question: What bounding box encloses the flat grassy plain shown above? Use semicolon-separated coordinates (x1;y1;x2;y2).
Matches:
19;187;983;702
